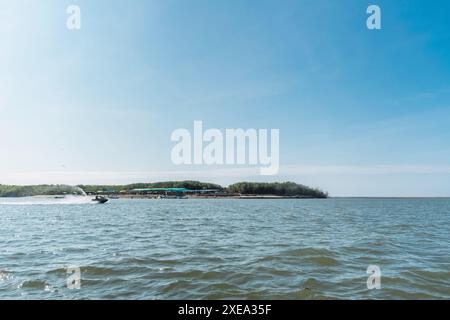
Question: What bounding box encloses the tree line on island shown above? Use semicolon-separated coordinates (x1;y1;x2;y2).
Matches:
0;184;86;197
226;182;327;198
0;181;328;198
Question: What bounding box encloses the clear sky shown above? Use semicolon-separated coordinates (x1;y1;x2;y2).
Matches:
1;0;450;196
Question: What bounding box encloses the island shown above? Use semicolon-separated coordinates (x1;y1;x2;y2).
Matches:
0;181;328;199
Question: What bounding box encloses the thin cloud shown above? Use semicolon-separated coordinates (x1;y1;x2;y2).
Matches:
2;164;450;185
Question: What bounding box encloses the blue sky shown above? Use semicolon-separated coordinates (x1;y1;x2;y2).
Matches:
1;0;450;196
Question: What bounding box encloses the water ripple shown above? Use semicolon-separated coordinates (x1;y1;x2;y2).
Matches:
1;198;449;299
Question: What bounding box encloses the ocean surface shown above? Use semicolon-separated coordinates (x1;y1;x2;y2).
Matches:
0;197;449;300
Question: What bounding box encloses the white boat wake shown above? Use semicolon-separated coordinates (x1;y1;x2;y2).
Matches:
0;195;95;205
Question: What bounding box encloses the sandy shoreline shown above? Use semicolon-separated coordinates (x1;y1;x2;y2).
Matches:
112;194;318;200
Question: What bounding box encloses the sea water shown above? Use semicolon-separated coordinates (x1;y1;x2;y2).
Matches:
0;198;449;299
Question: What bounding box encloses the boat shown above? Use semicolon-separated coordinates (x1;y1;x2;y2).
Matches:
157;195;188;199
92;195;108;204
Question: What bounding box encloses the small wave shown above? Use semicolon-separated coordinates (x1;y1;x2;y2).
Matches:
282;247;337;257
401;270;450;284
303;256;340;266
301;277;322;290
285;288;316;299
253;266;296;277
18;279;50;289
257;247;340;266
0;271;14;282
391;223;415;230
118;257;181;266
172;270;228;280
402;269;450;282
160;280;196;293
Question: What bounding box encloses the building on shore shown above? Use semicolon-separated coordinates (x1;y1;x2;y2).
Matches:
129;188;224;198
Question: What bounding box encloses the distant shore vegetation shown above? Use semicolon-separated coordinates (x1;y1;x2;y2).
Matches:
0;184;85;197
0;181;328;198
227;182;328;198
78;181;223;194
